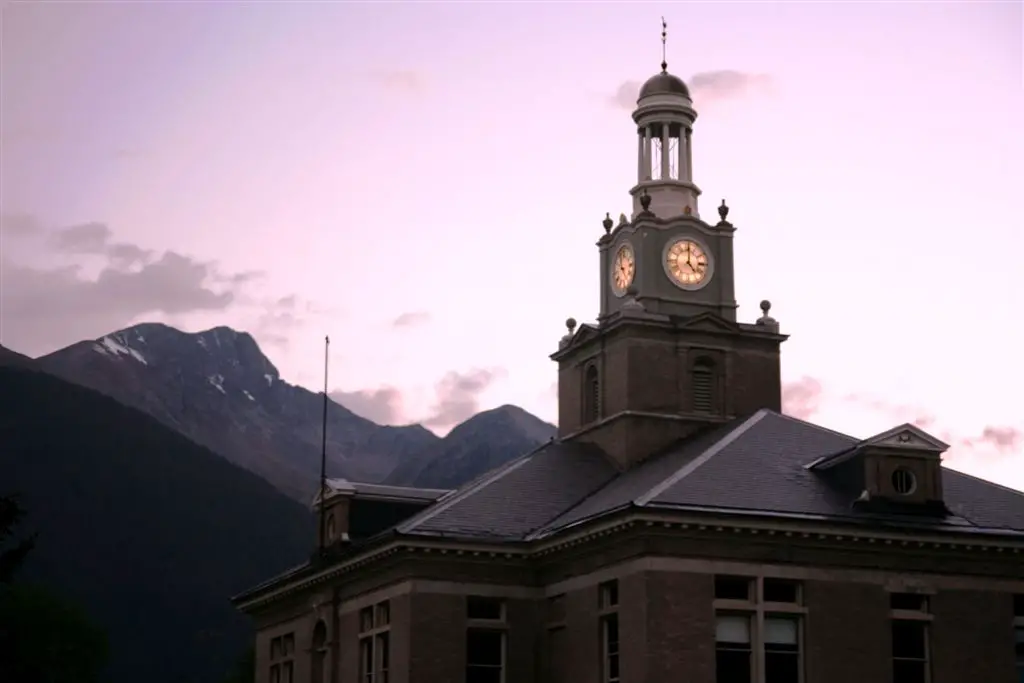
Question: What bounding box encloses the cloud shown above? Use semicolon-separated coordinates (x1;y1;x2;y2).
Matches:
782;376;824;420
374;70;426;92
0;216;265;355
392;311;431;328
688;70;772;104
0;212;42;238
49;221;151;266
608;70;772;111
422;367;505;429
330;386;404;425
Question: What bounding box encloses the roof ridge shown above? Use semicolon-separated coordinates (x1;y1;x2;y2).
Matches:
396;441;550;534
944;465;1024;498
634;410;769;506
770;408;859;442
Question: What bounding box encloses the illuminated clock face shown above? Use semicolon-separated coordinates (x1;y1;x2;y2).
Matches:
611;243;635;296
665;238;712;288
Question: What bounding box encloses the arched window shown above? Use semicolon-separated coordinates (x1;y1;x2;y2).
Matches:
325;515;336;543
692;358;715;413
583;364;600;424
311;620;328;683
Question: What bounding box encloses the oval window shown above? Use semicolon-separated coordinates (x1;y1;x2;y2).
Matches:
891;468;917;495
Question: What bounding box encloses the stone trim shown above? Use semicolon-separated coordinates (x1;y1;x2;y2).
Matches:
237;509;1024;611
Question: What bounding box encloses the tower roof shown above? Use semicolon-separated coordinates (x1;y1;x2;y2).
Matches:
638;69;690;100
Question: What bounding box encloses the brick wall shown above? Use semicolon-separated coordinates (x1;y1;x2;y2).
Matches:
644;571;716;683
931;590;1016;683
408;592;464;683
803;581;890;683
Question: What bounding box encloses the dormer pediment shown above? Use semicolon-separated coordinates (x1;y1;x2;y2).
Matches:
861;423;949;454
674;312;739;334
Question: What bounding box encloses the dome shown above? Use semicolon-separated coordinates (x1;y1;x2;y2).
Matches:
638;70;690;99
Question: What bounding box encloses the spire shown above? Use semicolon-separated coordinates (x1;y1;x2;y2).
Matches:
660;17;668;73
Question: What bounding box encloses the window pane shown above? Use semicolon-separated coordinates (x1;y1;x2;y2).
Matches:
467;629;503;667
715;650;752;683
715;576;751;601
360;639;374;675
467;596;504;620
716;615;751;644
270;665;280;683
608;653;620;680
282;662;294;683
377;633;390;671
377;601;391;626
892;621;926;659
893;659;927;683
466;668;502;683
360;607;374;632
763;579;800;604
283;634;295;656
765;652;799;683
1014;594;1024;618
271;637;282;659
764;617;799;646
600;580;619;608
890;593;928;611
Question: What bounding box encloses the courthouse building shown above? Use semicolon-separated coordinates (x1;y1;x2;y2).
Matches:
232;53;1024;683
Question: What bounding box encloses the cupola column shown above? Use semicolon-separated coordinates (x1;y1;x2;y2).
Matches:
660;124;671;181
685;127;693;184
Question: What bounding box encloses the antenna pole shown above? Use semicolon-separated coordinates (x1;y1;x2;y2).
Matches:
318;335;330;557
661;17;668;72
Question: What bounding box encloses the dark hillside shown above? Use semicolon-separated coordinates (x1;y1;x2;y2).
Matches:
0;365;314;683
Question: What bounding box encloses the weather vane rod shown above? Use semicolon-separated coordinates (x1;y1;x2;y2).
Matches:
661;17;668;72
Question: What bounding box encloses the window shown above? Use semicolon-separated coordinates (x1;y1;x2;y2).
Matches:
599;580;620;683
311;620;328;683
692;358;715;413
358;600;390;683
546;625;567;683
270;632;296;683
467;628;505;683
714;575;804;683
1014;595;1023;683
892;468;917;495
468;596;505;621
716;614;752;683
584;364;600;423
890;591;931;683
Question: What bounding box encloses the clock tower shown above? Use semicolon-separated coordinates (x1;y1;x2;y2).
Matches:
552;49;789;471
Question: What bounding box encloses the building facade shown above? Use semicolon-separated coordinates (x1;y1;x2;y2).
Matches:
233;55;1024;683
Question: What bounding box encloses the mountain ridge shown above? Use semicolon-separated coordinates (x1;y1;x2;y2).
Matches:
35;322;554;497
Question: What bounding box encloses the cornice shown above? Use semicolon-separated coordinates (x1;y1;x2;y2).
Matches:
236;508;1024;611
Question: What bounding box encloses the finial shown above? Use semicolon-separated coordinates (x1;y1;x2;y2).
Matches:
639;188;652;213
718;199;729;222
559;317;578;349
618;213;628;226
660;17;668;72
756;300;779;332
602;212;613;234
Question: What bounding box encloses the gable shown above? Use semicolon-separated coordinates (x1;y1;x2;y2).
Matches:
862;423;949;453
673;312;739;333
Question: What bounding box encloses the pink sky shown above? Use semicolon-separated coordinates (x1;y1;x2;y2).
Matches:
2;2;1023;487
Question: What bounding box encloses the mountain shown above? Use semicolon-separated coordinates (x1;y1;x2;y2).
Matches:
385;404;557;488
0;343;33;368
0;362;314;683
37;323;439;502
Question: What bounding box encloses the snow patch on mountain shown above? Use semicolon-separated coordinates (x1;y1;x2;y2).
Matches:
243;390;255;402
94;335;148;365
208;374;226;394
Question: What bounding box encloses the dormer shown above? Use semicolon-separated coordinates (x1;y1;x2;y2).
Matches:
312;478;451;550
807;424;950;515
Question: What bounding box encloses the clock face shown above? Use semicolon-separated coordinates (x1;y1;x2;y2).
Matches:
611;243;635;296
665;238;712;288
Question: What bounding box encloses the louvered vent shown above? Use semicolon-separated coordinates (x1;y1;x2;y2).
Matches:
692;365;714;413
584;365;600;423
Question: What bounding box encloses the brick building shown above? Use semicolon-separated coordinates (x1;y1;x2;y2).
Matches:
232;56;1024;683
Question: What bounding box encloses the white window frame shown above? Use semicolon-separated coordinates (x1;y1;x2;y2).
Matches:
713;575;806;683
889;591;933;683
270;632;296;683
599;580;620;683
358;601;391;683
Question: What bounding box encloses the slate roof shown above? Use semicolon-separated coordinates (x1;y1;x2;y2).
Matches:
397;409;1024;542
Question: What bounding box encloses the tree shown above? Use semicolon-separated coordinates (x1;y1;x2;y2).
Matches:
223;646;255;683
0;494;110;683
0;495;36;583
